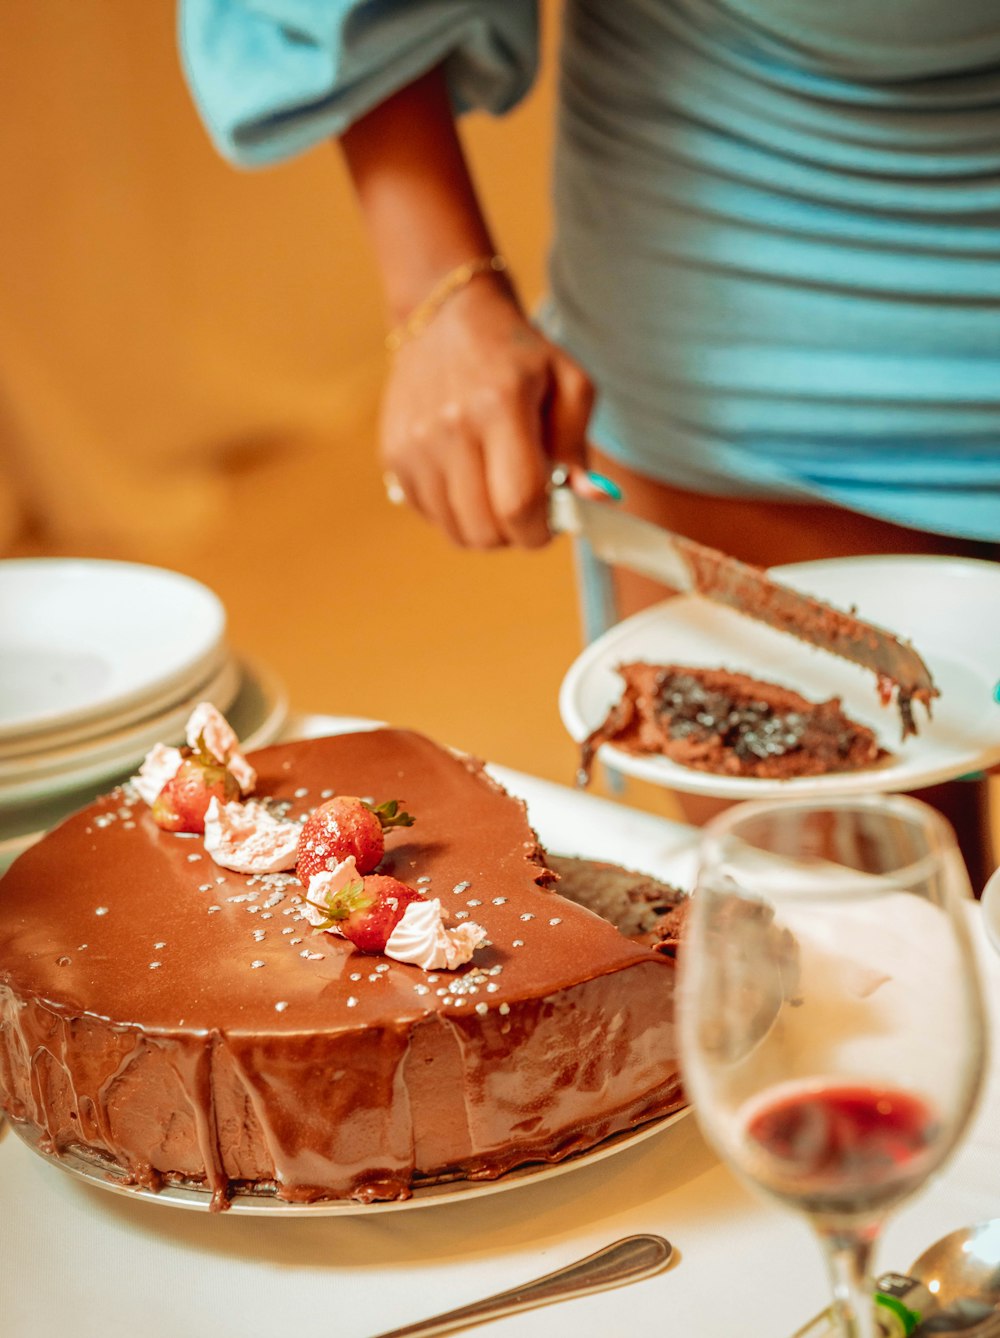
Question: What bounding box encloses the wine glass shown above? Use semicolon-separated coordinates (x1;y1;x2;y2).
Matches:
677;794;986;1338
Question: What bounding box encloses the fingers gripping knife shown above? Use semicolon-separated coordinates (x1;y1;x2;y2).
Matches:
548;485;938;738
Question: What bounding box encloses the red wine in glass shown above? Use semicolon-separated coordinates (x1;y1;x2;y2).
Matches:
742;1081;941;1219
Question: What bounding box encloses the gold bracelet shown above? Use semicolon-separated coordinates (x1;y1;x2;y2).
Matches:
385;254;508;353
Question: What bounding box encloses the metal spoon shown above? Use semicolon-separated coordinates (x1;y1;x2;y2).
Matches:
794;1220;1000;1336
368;1233;673;1338
908;1219;1000;1333
910;1220;1000;1309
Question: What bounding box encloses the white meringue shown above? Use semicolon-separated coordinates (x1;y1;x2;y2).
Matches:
384;898;486;971
203;798;301;874
185;701;256;794
132;743;184;806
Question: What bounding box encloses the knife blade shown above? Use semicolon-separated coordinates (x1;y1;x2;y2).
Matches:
548;486;938;737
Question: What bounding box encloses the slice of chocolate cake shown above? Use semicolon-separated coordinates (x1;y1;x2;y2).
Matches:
0;728;687;1210
546;853;688;956
580;663;885;783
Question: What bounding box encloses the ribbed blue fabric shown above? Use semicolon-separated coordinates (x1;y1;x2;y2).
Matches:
181;0;1000;540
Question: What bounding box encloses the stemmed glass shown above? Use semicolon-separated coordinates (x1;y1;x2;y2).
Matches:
678;794;986;1338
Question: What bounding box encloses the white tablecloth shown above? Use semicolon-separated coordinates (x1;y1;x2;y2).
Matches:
2;720;998;1338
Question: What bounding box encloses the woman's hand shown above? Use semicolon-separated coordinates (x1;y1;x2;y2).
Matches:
379;274;594;548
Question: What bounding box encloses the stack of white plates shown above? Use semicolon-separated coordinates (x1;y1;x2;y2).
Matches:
0;559;289;871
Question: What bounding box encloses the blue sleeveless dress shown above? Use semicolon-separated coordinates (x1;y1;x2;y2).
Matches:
181;0;1000;542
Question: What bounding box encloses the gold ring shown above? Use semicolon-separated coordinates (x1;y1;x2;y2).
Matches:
383;472;406;506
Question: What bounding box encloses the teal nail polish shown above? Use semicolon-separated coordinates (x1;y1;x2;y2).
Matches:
957;772;988;782
994;680;1000;704
586;470;623;501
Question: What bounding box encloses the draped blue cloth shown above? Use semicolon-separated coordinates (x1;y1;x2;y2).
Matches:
181;0;1000;540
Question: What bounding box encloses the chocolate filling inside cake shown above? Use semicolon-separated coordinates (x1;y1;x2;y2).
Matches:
580;663;885;783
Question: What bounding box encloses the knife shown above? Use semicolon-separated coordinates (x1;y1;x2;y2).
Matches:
548;485;938;737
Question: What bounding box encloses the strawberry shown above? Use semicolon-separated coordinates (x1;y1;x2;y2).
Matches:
296;796;414;883
307;874;424;954
151;742;241;834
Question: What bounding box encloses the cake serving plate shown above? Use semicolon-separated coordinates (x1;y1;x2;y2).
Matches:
6;1108;690;1215
560;554;1000;800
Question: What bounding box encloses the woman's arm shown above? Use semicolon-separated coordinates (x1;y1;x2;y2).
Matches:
340;65;595;549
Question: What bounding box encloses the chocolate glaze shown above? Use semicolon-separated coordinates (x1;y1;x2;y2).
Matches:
0;728;684;1208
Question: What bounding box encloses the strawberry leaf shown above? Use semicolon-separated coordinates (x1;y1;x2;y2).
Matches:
304;878;367;931
366;799;415;832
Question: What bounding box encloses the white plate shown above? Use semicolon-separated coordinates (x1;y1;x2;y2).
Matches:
0;559;226;742
0;643;232;763
0;654;240;789
229;656;289;753
7;1106;689;1216
0;657;288;867
0;656;242;806
982;866;1000;958
560;555;1000;799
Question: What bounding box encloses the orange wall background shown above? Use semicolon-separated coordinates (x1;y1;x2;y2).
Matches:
0;2;558;554
0;1;605;795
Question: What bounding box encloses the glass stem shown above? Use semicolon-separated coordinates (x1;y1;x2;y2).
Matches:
816;1226;879;1338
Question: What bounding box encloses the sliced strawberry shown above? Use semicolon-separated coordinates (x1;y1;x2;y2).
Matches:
296;796;414;883
151;750;240;833
306;874;424;954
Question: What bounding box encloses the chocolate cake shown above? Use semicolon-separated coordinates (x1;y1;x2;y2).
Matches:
580;663;884;783
0;728;687;1209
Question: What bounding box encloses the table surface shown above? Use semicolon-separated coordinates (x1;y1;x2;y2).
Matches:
2;717;997;1338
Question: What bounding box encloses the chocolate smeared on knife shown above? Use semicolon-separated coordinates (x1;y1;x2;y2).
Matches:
548;486;938;738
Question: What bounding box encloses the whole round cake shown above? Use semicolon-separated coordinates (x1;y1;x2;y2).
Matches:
0;726;686;1209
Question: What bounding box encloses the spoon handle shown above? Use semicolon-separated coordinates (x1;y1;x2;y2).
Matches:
368;1233;673;1338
